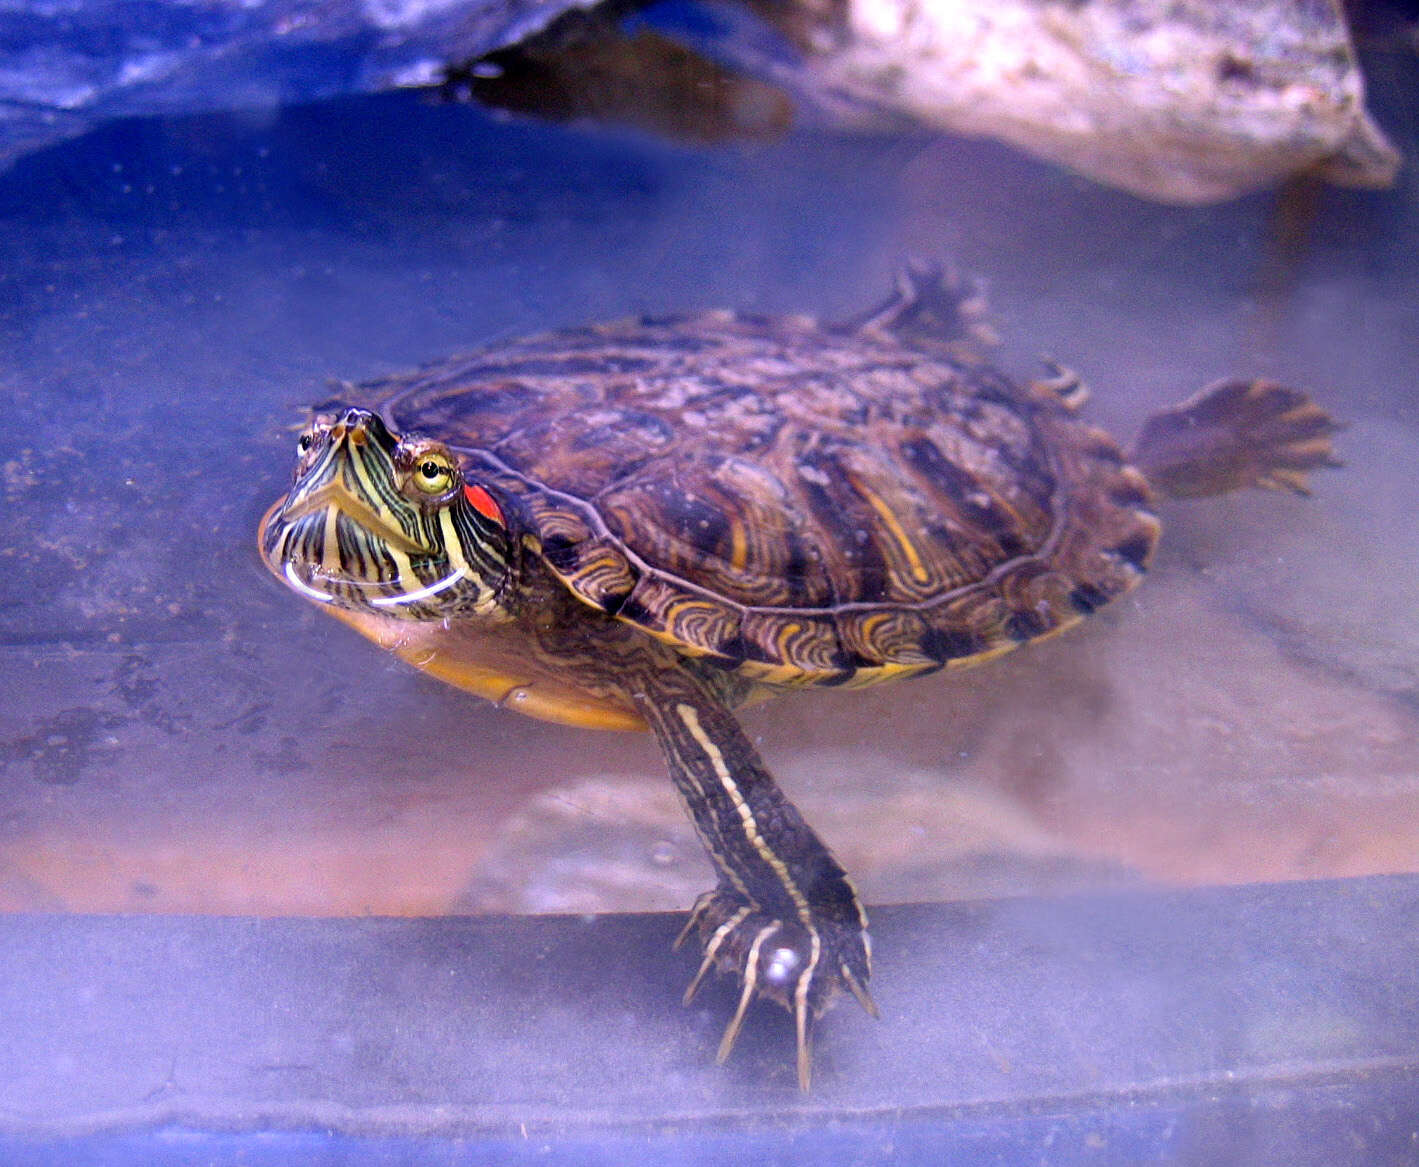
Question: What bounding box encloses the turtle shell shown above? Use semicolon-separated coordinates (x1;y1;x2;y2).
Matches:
359;311;1161;686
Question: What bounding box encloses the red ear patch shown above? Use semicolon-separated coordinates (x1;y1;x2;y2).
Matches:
463;483;505;525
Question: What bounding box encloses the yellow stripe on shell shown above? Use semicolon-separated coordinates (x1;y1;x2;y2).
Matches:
854;483;933;587
728;518;750;574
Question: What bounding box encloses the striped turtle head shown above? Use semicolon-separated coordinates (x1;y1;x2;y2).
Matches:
259;407;510;620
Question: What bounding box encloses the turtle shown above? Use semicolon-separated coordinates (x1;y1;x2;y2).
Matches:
258;266;1339;1089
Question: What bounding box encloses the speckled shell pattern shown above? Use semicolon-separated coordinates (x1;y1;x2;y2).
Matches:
361;312;1162;688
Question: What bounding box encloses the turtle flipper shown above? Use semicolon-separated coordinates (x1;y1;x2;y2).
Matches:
849;259;999;360
632;675;875;1090
1130;378;1342;500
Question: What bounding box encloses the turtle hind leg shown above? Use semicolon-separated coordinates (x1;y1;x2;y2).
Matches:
1130;379;1342;500
631;671;876;1091
848;259;999;360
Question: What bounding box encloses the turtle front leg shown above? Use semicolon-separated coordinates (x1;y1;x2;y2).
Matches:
631;673;877;1089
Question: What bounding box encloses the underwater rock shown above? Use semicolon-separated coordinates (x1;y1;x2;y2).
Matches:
778;0;1402;203
2;0;1400;203
465;0;1401;203
0;0;597;169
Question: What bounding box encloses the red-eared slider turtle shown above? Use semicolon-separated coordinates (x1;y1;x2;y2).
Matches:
258;267;1338;1088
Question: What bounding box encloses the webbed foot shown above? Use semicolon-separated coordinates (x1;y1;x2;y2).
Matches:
1131;378;1342;499
849;258;999;359
676;889;877;1090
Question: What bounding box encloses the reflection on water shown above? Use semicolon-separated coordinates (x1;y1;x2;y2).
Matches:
0;70;1416;918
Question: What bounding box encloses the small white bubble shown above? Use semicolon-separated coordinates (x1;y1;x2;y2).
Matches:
764;945;801;986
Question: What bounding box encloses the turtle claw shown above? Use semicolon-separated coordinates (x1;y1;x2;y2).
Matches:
716;968;757;1065
682;902;750;1006
795;1003;814;1093
841;961;880;1020
711;915;814;1089
676;890;875;1090
672;892;712;953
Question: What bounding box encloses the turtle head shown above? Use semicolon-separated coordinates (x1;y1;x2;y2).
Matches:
259;407;510;620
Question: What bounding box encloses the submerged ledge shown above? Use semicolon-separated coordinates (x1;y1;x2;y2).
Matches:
0;876;1416;1159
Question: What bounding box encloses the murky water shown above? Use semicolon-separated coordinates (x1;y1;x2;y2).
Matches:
1;59;1416;923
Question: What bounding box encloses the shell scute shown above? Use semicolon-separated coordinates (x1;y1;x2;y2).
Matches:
836;609;934;667
739;608;846;673
619;574;744;658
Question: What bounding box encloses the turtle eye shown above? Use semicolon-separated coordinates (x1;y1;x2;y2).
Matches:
293;425;325;478
410;452;456;495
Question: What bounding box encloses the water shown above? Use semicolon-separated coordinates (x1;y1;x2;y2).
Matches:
0;70;1416;929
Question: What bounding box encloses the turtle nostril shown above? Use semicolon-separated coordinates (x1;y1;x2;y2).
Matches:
337;408;377;446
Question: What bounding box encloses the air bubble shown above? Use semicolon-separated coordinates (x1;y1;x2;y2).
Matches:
763;945;802;986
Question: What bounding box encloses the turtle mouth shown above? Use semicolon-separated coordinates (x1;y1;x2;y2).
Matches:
258;479;450;609
278;479;430;557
